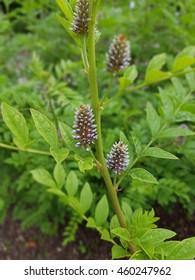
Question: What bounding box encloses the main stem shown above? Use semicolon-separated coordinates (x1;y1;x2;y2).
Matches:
87;1;135;254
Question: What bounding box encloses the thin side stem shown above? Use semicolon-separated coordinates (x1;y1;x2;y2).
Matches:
0;143;51;156
81;35;89;73
107;67;195;105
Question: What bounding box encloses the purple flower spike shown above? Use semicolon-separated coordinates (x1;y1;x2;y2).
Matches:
71;0;89;35
106;141;130;174
107;34;130;74
73;104;97;151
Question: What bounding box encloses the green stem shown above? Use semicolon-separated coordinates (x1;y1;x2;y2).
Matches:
0;142;51;156
88;1;124;223
87;1;135;254
81;36;89;73
107;67;195;105
88;148;98;163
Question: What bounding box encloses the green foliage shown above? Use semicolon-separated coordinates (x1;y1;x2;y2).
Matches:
80;182;93;213
129;168;158;184
0;0;195;260
95;195;109;226
62;212;82;246
146;102;161;137
50;147;69;164
31;168;57;188
102;209;195;260
31;109;58;149
141;147;178;160
54;163;66;189
65;171;78;196
2;102;29;147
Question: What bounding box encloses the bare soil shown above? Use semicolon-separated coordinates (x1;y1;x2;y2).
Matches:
0;203;194;260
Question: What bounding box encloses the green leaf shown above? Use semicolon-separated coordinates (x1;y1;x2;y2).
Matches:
146;102;160;136
30;109;58;148
129;168;158;184
86;217;97;229
0;199;4;210
182;104;195;114
172;57;195;72
158;127;195;138
124;65;138;83
155;241;180;256
119;77;132;90
140;228;176;244
176;46;195;58
110;215;120;231
172;46;195;72
138;241;154;259
130;209;159;231
130;250;150;260
53;163;66;189
120;131;130;147
101;229;113;243
141;147;178;160
80;182;93;213
65;171;78;196
171;77;186;100
122;201;132;222
111;228;131;242
74;155;94;172
112;245;130;259
31;168;57;188
55;0;73;21
95;195;109;226
167;237;195;260
145;70;171;83
68;196;83;215
2;102;29;147
159;87;174;120
50;147;69;164
146;53;167;72
59;122;77;152
57;15;80;46
175;111;195;123
186;71;195;90
130;132;142;155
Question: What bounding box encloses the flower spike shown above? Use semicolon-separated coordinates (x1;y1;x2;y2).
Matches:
73;104;97;151
107;34;130;74
71;0;89;35
106;141;130;174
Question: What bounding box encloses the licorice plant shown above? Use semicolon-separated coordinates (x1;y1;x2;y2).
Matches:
1;0;195;260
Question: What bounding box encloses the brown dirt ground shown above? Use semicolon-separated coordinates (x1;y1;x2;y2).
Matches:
0;203;194;260
0;210;112;260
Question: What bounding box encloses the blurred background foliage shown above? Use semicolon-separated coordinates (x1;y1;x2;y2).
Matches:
0;0;195;240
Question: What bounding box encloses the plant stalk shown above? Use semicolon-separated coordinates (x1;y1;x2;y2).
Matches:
0;142;51;156
87;0;135;254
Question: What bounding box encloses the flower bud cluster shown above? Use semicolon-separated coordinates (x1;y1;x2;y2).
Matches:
107;34;130;74
73;105;97;151
106;141;129;174
71;0;89;35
